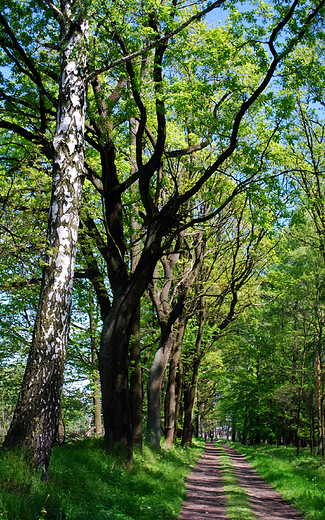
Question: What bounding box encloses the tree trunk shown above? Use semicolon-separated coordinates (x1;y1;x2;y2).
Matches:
146;327;174;450
317;344;324;456
91;347;102;438
130;302;143;451
100;238;160;461
57;408;65;444
182;301;205;447
129;155;143;450
92;364;102;437
100;290;134;461
296;350;306;456
164;311;187;448
242;404;248;445
232;415;236;442
175;359;184;437
309;383;316;455
181;364;198;447
281;405;286;446
196;412;201;438
3;3;88;479
89;288;102;436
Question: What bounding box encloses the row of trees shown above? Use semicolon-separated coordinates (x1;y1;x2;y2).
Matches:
213;105;325;455
1;0;325;479
213;232;325;454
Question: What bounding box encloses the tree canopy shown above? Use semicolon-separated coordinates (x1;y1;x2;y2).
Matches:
1;0;325;477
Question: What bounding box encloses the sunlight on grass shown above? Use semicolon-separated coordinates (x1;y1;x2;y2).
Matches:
227;442;325;520
0;438;204;520
218;445;257;520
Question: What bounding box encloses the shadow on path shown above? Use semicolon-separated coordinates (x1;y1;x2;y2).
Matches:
177;442;227;519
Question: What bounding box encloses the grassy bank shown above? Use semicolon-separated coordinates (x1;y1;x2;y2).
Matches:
226;442;325;520
0;438;204;520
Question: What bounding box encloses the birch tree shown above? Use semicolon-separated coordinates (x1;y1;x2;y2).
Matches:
1;0;89;479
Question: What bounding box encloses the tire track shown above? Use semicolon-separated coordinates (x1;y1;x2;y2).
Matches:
220;443;305;520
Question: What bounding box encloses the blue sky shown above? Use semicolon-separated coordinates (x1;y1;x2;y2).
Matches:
206;5;229;26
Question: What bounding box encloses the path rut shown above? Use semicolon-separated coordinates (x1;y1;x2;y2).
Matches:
177;443;305;520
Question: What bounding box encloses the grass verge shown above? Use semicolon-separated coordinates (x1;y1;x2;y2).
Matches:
0;437;204;520
218;444;256;520
226;442;325;520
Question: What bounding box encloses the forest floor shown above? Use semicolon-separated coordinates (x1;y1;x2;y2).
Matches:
177;442;305;520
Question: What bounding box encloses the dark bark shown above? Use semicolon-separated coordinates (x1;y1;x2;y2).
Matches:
310;394;316;455
281;405;287;446
196;412;201;437
231;415;236;442
296;350;305;456
89;288;102;437
130;302;143;450
317;343;324;456
254;359;261;445
175;359;184;437
242;404;248;445
129;117;143;451
100;290;134;460
164;311;187;448
99;235;161;460
182;301;205;447
147;327;175;449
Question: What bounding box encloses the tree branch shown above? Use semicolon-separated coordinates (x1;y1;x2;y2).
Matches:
86;0;226;82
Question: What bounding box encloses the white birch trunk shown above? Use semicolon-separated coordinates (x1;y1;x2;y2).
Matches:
3;2;88;479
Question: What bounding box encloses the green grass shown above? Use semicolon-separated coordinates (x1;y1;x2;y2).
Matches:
0;438;204;520
226;442;325;520
218;444;257;520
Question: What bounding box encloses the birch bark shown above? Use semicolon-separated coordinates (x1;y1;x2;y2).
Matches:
3;1;88;479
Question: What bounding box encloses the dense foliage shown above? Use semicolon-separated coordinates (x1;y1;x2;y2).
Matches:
1;0;325;486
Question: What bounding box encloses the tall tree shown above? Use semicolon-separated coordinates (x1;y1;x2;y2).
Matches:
147;230;205;449
1;0;89;478
180;195;277;445
1;0;325;472
93;0;325;459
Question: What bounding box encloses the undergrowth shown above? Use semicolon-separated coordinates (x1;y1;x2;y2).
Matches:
226;442;325;520
218;445;256;520
0;437;204;520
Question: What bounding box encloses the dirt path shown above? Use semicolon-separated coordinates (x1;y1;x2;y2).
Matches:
177;443;228;519
177;443;305;520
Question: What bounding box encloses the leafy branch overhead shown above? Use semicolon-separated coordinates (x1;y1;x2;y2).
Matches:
1;0;325;478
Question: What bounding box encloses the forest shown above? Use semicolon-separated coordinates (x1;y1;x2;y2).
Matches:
1;0;325;516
